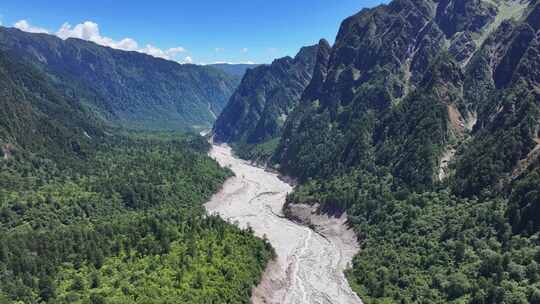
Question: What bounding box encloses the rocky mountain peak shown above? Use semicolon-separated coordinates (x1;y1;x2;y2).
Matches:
272;0;538;188
212;44;321;146
301;39;332;102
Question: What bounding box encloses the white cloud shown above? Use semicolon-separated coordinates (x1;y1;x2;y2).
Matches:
57;22;139;51
14;19;187;62
14;20;49;34
139;44;168;59
214;47;225;52
138;44;187;60
181;56;193;64
241;48;248;53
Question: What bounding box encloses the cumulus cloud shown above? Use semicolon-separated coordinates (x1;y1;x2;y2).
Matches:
136;45;187;60
241;48;248;53
214;47;225;52
57;22;139;51
14;19;189;62
14;20;49;34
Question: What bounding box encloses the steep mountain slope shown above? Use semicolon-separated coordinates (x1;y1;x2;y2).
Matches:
451;1;540;196
0;49;103;161
212;44;322;158
0;38;272;303
0;27;238;131
211;0;540;302
274;0;537;189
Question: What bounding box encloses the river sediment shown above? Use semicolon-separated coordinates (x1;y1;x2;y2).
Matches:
204;144;362;304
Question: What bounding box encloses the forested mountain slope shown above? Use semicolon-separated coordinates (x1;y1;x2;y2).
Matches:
0;27;238;131
0;50;103;161
213;0;540;302
283;0;540;302
212;43;322;160
0;32;272;303
274;0;538;188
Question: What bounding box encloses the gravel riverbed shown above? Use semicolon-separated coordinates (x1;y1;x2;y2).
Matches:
205;144;362;304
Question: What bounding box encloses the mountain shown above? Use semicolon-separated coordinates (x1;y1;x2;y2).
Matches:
209;63;260;79
212;0;540;302
274;0;538;188
0;27;238;131
0;31;272;304
212;44;321;159
0;48;103;161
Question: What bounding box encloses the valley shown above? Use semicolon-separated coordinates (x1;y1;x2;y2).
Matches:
205;144;362;304
1;0;539;302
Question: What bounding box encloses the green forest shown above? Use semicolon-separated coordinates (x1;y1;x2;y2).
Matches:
283;84;540;303
270;1;540;300
2;0;539;302
287;161;540;303
0;134;273;304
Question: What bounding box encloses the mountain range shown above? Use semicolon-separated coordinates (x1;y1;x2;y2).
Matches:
0;26;239;132
273;0;539;190
0;25;270;304
212;44;322;160
212;0;540;302
0;0;539;301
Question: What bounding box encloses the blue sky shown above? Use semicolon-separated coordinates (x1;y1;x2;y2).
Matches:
0;1;385;64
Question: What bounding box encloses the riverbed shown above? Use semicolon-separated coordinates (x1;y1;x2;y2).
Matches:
204;144;362;304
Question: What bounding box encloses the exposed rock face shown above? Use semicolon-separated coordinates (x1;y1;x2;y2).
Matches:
1;144;14;160
451;1;540;196
212;43;323;144
208;1;540;302
436;0;497;38
0;27;238;130
273;0;537;190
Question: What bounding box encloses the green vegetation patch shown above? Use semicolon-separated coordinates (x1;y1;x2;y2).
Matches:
0;134;273;304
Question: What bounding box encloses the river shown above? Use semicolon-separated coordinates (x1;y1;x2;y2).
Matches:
204;144;363;304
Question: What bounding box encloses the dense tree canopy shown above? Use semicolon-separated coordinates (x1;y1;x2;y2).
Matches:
0;134;273;303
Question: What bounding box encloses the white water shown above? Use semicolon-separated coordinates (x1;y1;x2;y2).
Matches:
205;144;362;304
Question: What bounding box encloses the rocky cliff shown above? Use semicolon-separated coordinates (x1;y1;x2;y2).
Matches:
212;44;322;149
274;0;538;190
